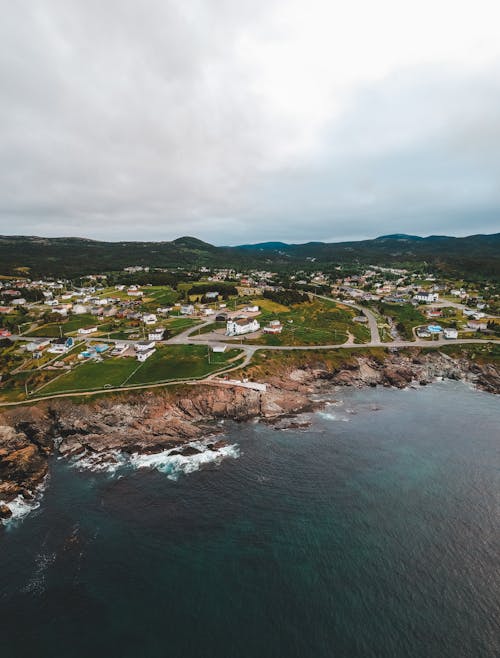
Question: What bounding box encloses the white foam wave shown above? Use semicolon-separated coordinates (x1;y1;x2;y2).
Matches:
129;441;240;481
318;411;350;422
1;494;41;528
68;440;240;480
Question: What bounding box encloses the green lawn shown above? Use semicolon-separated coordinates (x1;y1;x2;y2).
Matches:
247;299;370;346
128;345;242;384
376;303;426;340
25;314;108;337
33;345;242;395
38;358;139;395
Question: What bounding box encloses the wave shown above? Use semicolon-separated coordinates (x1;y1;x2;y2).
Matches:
318;411;350;422
69;439;240;480
129;440;240;481
1;492;42;529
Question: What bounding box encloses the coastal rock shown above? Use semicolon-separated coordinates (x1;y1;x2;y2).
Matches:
0;349;498;500
0;502;12;519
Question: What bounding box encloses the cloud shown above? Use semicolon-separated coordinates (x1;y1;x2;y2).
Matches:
0;0;499;243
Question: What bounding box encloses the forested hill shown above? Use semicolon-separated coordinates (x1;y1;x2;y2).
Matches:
0;232;498;280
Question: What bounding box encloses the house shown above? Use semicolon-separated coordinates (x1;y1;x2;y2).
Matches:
414;292;439;303
137;348;155;362
426;308;442;318
180;304;195;315
205;292;219;299
467;320;487;331
45;299;59;306
0;329;11;338
47;337;74;354
212;345;227;353
243;305;260;313
72;304;89;315
202;308;215;316
427;324;443;334
226;318;260;336
353;316;368;323
135;341;155;352
443;328;458;339
26;338;51;352
263;321;283;334
157;307;172;315
148;329;165;341
127;289;143;297
111;343;128;356
78;326;98;335
143;313;157;325
11;298;27;306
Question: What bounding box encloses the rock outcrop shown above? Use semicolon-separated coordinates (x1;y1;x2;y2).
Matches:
0;348;498;510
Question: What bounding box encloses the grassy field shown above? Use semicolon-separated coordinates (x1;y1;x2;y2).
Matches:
25;314;111;337
376;303;426;340
246;299;370;346
32;345;243;396
128;345;242;385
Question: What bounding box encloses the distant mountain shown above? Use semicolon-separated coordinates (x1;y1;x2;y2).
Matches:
0;232;498;280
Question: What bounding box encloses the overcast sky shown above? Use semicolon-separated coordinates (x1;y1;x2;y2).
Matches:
1;0;499;244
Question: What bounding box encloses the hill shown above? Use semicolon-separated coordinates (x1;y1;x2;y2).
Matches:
0;232;498;280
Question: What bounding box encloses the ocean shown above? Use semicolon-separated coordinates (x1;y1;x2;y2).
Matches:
1;380;499;658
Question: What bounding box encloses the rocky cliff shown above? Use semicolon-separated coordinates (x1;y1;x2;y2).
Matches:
1;348;498;515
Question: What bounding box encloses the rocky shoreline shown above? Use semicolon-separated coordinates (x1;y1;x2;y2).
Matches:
1;349;499;521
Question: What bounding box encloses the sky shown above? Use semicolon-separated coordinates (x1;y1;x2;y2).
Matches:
1;0;500;244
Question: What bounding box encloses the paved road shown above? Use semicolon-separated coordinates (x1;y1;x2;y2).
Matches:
311;293;382;343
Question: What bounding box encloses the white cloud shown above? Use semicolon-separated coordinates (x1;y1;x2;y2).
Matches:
0;0;499;242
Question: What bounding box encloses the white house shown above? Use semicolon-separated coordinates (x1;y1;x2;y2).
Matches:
72;304;89;315
263;321;283;334
202;308;215;316
11;298;27;306
137;348;155;362
143;313;157;325
135;340;155;352
111;343;128;356
148;329;165;341
443;328;458;339
180;304;195;315
78;326;98;335
414;292;439;303
243;305;260;313
226;318;260;336
467;320;487;331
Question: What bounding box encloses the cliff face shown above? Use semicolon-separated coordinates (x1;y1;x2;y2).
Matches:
0;349;498;508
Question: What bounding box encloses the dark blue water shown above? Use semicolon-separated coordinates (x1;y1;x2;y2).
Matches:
1;381;499;658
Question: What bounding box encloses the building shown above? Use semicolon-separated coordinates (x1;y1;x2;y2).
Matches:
11;298;27;306
0;329;11;338
72;304;89;315
135;340;155;352
143;313;157;325
111;343;128;356
443;328;458;339
127;289;143;297
26;338;51;352
243;305;260;313
467;320;487;331
148;329;165;341
212;345;227;353
414;292;439;303
47;337;74;354
78;326;98;335
226;318;260;336
180;304;195;315
263;321;283;334
137;348;155;362
205;292;219;299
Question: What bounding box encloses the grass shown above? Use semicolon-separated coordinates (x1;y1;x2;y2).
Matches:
246;299;370;346
31;345;243;396
25;314;107;337
376;303;426;340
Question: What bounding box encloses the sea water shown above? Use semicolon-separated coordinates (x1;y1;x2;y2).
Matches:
0;380;499;658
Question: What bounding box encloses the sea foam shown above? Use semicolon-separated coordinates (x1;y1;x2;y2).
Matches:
69;439;240;480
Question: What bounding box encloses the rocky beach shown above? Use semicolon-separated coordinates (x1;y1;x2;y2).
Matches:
1;348;499;521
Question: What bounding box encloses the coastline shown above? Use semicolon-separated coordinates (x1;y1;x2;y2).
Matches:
1;347;499;524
